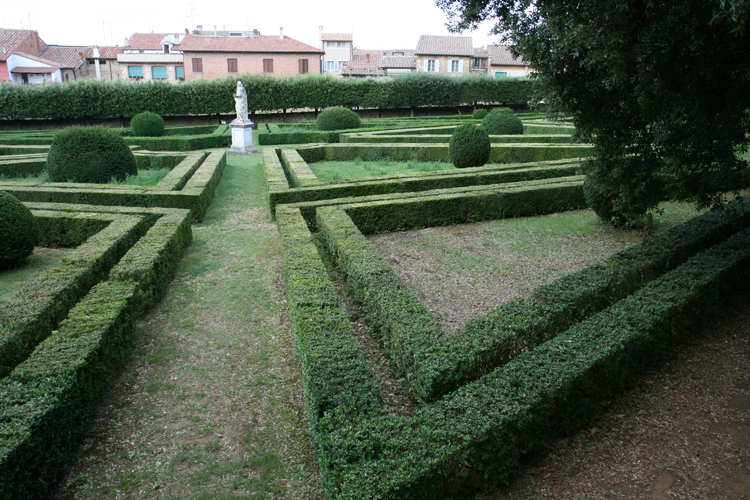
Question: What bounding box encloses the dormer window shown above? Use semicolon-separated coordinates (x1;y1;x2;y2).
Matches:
163;44;170;53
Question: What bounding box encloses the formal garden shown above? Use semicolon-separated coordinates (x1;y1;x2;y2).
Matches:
0;70;748;499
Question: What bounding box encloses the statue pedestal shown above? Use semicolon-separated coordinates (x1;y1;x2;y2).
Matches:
228;119;257;155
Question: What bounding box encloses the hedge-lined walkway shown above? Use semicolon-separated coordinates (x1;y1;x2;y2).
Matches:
51;139;325;499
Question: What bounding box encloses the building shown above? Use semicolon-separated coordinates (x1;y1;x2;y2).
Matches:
487;45;533;77
178;28;324;80
340;49;416;77
37;45;123;82
0;28;58;83
320;32;353;76
119;33;187;82
415;35;488;75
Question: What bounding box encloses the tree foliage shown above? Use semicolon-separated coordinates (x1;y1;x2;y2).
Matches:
438;0;750;222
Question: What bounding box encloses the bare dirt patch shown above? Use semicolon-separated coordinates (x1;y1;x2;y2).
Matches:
484;295;750;500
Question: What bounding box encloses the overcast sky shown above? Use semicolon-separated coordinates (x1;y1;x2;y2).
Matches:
1;0;503;50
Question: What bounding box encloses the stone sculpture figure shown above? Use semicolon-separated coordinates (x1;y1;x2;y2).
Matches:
233;81;248;123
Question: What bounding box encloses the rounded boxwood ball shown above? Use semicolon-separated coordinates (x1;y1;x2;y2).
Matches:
0;191;39;266
316;107;361;131
472;108;489;120
449;124;491;169
130;111;165;137
46;126;137;184
481;108;524;135
583;176;628;225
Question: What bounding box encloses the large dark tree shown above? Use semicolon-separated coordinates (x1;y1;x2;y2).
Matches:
438;0;750;222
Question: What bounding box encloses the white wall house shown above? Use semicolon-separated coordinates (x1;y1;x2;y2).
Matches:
5;52;62;84
320;32;352;77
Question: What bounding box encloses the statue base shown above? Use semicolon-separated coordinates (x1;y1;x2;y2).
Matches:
228;119;257;155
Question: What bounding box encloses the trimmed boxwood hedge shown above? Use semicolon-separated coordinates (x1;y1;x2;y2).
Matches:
130;111;165;137
449;124;491;168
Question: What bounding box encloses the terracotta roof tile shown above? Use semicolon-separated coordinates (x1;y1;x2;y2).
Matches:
126;33;183;50
179;34;323;54
341;61;385;76
473;47;489;58
14;52;61;67
39;45;89;68
0;28;45;62
381;55;416;68
11;66;56;74
321;33;352;41
416;35;473;56
487;44;529;66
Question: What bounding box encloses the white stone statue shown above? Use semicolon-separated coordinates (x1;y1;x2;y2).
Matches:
233;81;248;123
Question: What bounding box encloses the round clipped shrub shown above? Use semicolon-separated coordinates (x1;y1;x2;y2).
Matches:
316;107;361;131
46;126;137;184
449;124;491;169
481;108;524;135
130;111;165;137
472;108;489;120
0;191;39;267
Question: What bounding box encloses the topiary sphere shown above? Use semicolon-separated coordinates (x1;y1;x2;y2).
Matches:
0;191;39;267
472;108;489;120
46;126;137;184
130;111;165;137
449;124;491;169
316;107;362;131
481;109;524;135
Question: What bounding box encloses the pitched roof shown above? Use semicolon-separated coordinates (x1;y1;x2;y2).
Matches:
381;55;416;69
473;47;489;58
11;66;56;74
117;53;184;64
487;45;529;66
126;33;183;50
85;46;124;59
39;45;89;68
415;35;473;56
13;52;61;67
341;62;385;77
321;33;352;41
178;35;323;54
0;28;45;62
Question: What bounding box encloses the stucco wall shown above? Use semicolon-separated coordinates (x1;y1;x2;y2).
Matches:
184;52;320;79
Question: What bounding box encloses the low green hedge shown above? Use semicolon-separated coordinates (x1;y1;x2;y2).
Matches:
0;205;192;499
0;150;225;221
123;125;230;151
316;195;750;401
0;214;150;378
266;158;582;216
279;149;318;187
323;226;750;498
295;143;593;164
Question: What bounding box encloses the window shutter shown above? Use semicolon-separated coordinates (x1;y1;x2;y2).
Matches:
299;59;308;74
459;60;464;73
227;58;238;73
435;60;440;72
192;58;202;73
424;60;428;71
263;59;273;73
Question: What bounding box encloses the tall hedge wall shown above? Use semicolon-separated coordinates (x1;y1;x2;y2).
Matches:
0;74;533;121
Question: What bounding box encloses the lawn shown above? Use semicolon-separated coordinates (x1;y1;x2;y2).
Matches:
0;168;172;186
308;157;457;182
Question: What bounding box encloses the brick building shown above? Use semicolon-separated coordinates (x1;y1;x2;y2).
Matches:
415;35;488;75
178;28;324;80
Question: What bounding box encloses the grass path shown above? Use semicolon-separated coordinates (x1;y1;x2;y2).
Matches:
52;142;325;499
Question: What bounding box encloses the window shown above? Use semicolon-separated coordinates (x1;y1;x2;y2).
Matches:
494;71;507;78
128;65;143;79
227;58;238;73
152;66;167;80
326;40;346;48
192;58;203;73
176;66;185;80
426;59;438;72
298;59;309;74
324;60;343;71
163;44;170;54
100;60;107;65
263;58;273;73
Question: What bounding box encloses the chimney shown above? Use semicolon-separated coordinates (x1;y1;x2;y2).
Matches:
214;26;217;37
366;53;370;62
280;27;284;39
124;38;130;47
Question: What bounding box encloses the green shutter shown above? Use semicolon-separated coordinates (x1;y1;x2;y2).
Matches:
176;66;185;79
128;66;143;78
152;66;167;79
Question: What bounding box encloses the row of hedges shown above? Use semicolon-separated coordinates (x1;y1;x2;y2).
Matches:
324;226;750;498
294;142;593;164
290;176;586;232
0;205;192;499
0;213;151;378
0;152;188;179
317;195;750;401
122;125;230;151
266;153;581;215
0;74;533;120
0;150;225;221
